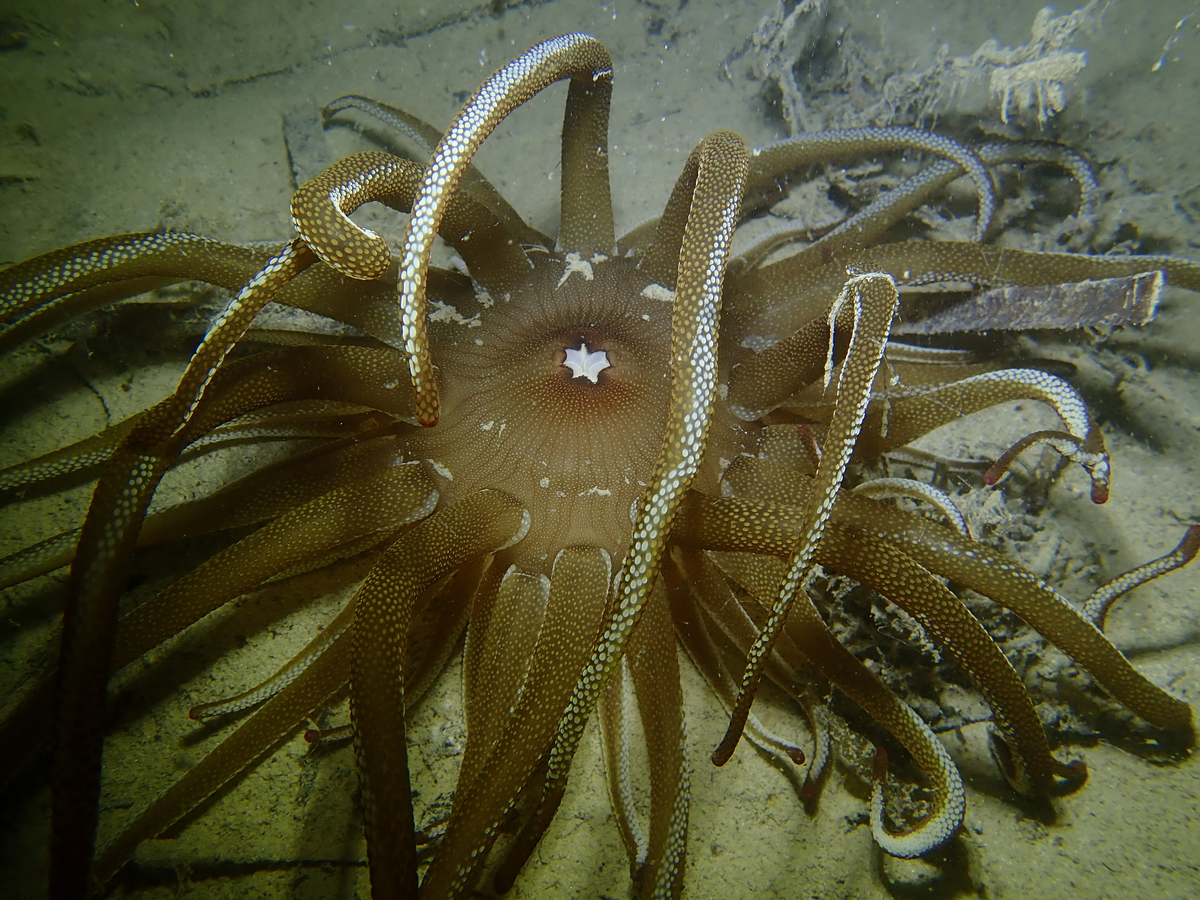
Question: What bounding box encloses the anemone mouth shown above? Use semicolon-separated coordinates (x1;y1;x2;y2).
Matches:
560;340;611;383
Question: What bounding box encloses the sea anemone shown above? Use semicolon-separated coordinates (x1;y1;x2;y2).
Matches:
1;30;1196;900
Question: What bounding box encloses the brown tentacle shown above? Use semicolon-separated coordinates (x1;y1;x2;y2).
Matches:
1;426;403;586
665;549;812;768
92;607;355;886
627;579;689;899
748;128;994;238
350;490;529;900
845;241;1200;292
49;240;315;900
1084;526;1200;629
0;233;270;327
825;522;1078;795
697;540;965;857
600;658;647;870
0;435;418;784
672;546;816;705
686;550;830;792
714;271;898;766
559;70;616;255
0;275;181;353
323;93;553;250
492;130;749;891
735;139;1101;276
726;316;834;420
543;127;749;801
291;150;534;296
0;228;473;356
837;367;1111;503
423;546;611;897
832;495;1195;735
113;460;435;676
459;566;548;791
393;33;614;425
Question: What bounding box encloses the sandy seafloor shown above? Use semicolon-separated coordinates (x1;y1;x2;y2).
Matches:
1;0;1198;898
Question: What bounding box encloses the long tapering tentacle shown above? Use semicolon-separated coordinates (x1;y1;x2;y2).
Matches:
625;579;689;899
1084;526;1200;629
732;139;1100;275
714;270;898;765
559;64;616;255
697;538;965;857
49;240;315;900
291;150;534;295
747;127;995;241
493;130;749;889
392;32;614;425
92;606;356;885
323;93;553;249
422;546;611;897
836;496;1195;735
350;490;529;900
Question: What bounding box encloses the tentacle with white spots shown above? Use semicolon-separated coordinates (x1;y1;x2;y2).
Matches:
1084;526;1200;629
714;270;899;766
496;130;749;887
392;33;615;425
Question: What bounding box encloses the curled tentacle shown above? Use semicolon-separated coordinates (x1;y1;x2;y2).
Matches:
715;270;899;766
1084;526;1200;629
747;126;996;241
494;130;750;888
393;32;615;426
322;94;553;250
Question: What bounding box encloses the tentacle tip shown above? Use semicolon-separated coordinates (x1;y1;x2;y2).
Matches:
187;708;204;721
415;391;441;428
303;728;322;743
1090;483;1110;504
713;706;750;766
788;746;806;766
1052;758;1089;794
872;746;889;782
1183;525;1200;557
711;732;741;767
983;467;1002;486
800;777;819;803
416;399;441;428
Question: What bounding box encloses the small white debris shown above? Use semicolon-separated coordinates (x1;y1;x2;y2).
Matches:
556;251;594;288
427;459;453;480
428;299;481;327
641;283;675;303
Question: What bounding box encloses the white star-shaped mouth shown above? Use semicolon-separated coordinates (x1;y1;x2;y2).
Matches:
563;342;610;383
